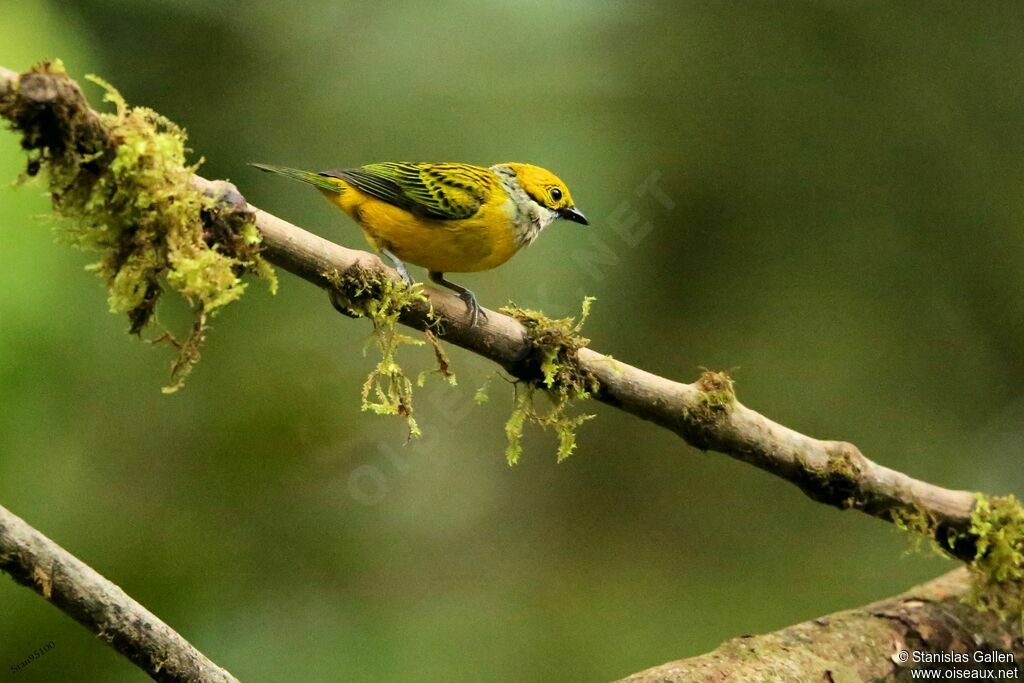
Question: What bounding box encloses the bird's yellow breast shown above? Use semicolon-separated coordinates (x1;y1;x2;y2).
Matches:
319;181;521;273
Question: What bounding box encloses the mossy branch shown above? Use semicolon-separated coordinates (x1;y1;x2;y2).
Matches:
0;503;239;683
0;61;275;393
3;62;1024;660
621;568;1022;682
499;297;599;464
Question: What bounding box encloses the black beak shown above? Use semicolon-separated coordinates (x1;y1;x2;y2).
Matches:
558;206;589;225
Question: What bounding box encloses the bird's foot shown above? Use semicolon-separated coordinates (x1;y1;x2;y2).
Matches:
380;248;414;287
459;289;487;327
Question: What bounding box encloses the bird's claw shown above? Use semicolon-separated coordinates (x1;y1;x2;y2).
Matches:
459;290;487;327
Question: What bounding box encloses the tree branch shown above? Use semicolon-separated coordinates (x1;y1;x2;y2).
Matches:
2;62;1018;680
0;63;984;556
620;568;1023;682
251;188;986;548
0;503;239;682
208;144;983;556
210;136;980;549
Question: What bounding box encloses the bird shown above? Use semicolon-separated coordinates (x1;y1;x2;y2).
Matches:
251;161;588;325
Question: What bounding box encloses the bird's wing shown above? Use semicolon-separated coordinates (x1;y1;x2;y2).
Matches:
324;162;497;220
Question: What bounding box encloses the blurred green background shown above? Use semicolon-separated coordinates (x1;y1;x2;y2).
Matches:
2;1;1023;680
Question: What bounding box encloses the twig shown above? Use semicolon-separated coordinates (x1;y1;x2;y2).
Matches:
0;503;239;683
619;568;1022;682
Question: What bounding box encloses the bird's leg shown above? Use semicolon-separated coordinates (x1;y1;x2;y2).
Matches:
380;247;414;286
428;271;486;327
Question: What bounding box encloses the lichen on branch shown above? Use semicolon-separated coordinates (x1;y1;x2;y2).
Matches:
888;493;1024;632
499;296;599;464
326;265;453;438
967;494;1024;629
0;61;276;392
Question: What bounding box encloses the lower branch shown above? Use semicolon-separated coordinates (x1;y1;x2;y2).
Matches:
0;503;239;683
621;568;1022;682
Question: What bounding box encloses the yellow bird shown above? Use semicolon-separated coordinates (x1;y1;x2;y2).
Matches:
251;161;588;324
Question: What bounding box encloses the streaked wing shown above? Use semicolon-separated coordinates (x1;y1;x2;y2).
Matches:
323;162;496;220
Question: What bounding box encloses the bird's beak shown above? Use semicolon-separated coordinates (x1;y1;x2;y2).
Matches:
558;206;589;225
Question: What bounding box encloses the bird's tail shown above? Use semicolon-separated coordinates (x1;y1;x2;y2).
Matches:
249;163;343;193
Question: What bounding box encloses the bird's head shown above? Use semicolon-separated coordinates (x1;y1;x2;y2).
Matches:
495;163;588;226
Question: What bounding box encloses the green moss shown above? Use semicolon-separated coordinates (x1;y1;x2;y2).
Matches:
1;62;275;392
802;447;868;510
325;265;450;438
825;450;861;484
473;374;493;405
504;383;531;465
887;494;1024;630
695;370;736;410
499;296;599;464
418;328;457;388
680;370;737;449
966;494;1024;629
889;504;944;556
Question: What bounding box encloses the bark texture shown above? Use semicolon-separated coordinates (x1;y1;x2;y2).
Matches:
0;504;239;683
621;569;1022;682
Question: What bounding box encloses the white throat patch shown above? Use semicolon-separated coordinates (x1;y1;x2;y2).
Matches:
491;165;558;247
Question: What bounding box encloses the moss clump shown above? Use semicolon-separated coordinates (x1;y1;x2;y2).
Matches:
681;370;737;450
498;296;599;464
802;445;867;510
696;370;736;410
825;449;862;485
888;494;1024;630
889;504;945;556
966;494;1024;628
0;62;275;392
326;265;450;438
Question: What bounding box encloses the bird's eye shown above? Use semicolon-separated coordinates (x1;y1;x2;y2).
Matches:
550;188;563;202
